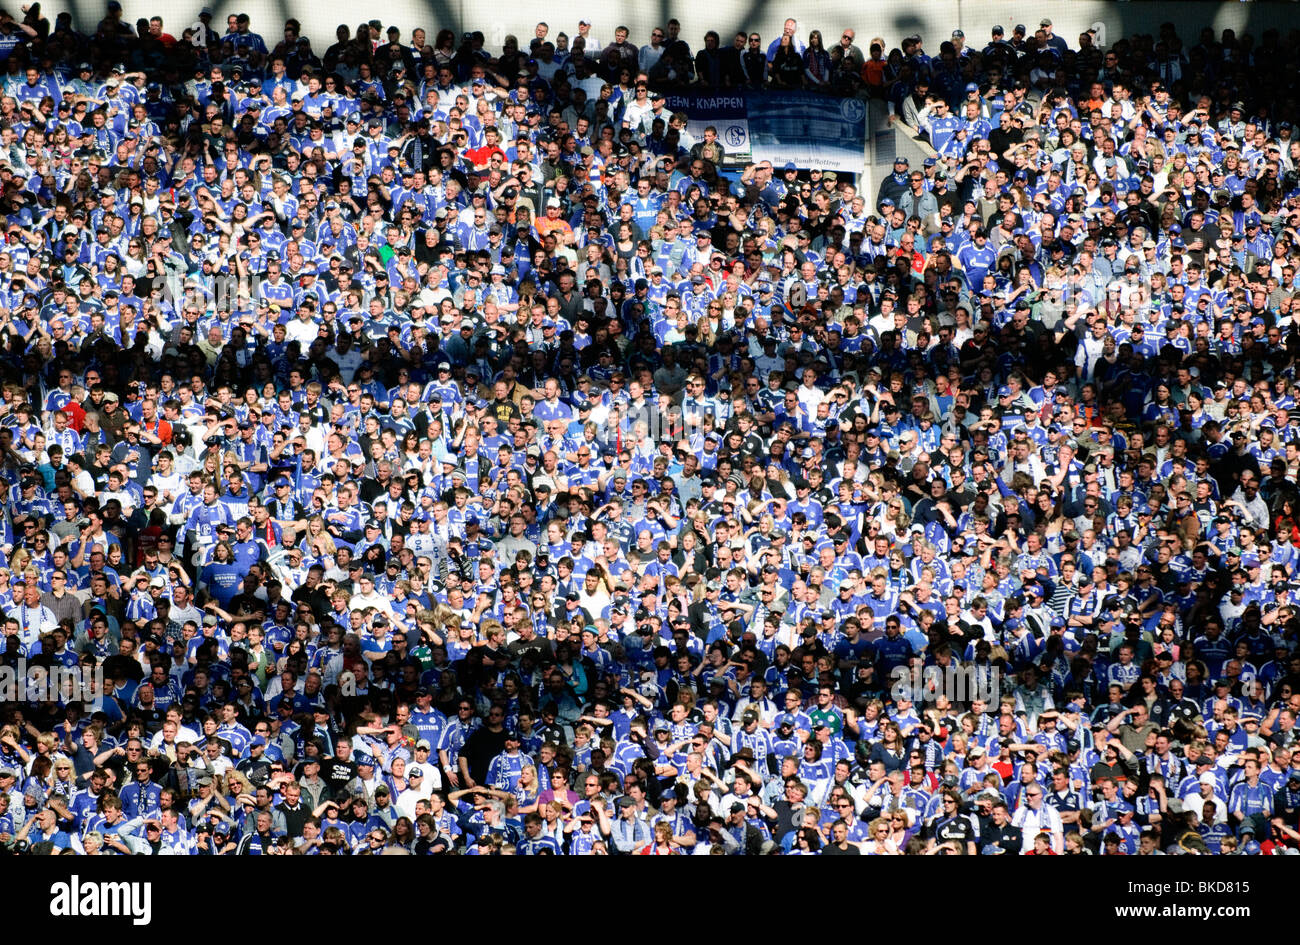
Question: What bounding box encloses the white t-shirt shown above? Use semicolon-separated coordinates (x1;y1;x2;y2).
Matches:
1011;802;1063;853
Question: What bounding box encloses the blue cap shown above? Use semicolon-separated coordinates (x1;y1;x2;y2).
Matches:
924;157;937;167
998;385;1013;397
965;82;979;93
783;161;797;172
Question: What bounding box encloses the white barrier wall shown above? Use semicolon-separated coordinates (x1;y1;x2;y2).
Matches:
41;0;1299;54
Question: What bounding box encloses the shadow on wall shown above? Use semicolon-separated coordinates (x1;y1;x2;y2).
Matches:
1109;0;1280;46
47;0;1300;55
56;0;467;38
891;12;926;42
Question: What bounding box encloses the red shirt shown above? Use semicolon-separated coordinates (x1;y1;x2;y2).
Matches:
140;416;172;444
61;400;86;433
465;145;506;167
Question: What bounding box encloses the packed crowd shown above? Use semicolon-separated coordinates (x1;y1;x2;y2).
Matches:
0;2;1297;856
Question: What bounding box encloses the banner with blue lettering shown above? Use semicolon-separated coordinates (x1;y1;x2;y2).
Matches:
662;93;866;173
745;92;868;172
663;93;750;166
